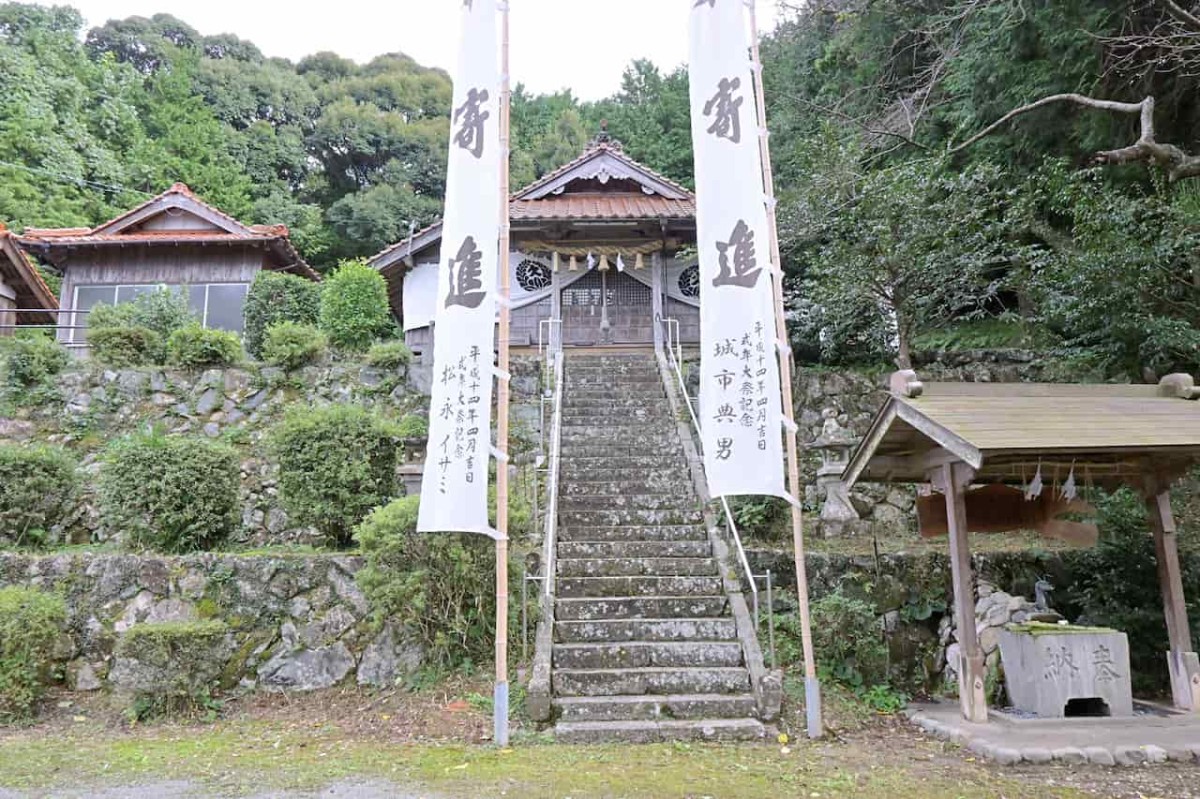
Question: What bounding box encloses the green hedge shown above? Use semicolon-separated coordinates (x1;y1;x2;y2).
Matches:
269;404;400;547
262;322;327;370
99;431;240;553
166;326;242;369
243;271;322;359
355;497;513;670
88;326;164;367
318;260;394;352
115;621;229;719
0;331;69;388
0;587;66;723
366;340;413;371
0;444;78;548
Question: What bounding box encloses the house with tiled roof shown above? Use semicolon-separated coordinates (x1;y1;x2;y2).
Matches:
368;127;701;352
17;183;317;346
0;225;58;333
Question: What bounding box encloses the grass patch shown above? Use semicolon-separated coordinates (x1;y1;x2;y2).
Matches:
0;719;1088;798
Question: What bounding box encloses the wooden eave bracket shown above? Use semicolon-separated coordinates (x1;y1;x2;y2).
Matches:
890;369;924;398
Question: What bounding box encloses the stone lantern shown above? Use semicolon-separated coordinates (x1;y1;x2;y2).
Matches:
811;407;860;535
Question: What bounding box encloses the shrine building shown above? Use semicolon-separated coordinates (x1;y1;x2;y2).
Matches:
369;129;701;353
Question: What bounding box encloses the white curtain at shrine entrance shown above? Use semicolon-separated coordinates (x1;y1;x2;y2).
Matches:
418;0;502;536
688;0;788;501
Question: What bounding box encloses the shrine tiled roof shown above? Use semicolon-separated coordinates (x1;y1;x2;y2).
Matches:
510;194;695;221
0;226;58;323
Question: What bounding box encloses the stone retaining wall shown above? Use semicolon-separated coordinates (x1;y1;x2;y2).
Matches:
0;552;423;694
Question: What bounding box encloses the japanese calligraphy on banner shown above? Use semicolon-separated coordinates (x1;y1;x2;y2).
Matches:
418;0;501;536
688;0;788;501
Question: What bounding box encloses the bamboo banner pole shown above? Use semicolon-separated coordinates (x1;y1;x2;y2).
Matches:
747;0;823;739
493;0;513;748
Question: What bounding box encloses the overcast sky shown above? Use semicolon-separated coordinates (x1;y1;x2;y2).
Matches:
57;0;785;100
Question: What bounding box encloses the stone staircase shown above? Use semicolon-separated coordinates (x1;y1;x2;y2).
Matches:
548;352;768;743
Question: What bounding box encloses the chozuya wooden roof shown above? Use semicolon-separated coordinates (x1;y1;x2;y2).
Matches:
368;131;697;276
842;371;1200;489
18;183;319;281
0;225;57;323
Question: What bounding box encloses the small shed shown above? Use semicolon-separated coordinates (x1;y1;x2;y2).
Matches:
0;225;57;332
17;183;317;345
843;370;1200;722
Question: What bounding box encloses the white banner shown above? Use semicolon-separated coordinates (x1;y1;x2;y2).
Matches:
688;0;788;501
418;0;502;535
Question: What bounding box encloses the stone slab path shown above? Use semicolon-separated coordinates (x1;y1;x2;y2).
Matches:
909;700;1200;765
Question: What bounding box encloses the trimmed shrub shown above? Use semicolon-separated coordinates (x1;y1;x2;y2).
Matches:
356;497;514;670
166;326;242;369
262;322;327;371
318;260;394;351
99;430;240;553
113;621;230;719
243;271;322;359
88;326;164;367
88;288;196;341
0;586;66;723
366;340;413;371
0;444;78;547
0;331;69;388
269;404;400;547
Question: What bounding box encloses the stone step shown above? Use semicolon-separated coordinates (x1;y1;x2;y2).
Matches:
559;509;704;526
553;717;766;744
559;423;677;436
561;479;694;497
558;575;724;598
555;595;729;620
557;525;708;542
554;617;738;643
556;557;718;578
552;666;752;697
559;467;695;484
556;540;712;559
553;693;757;723
560;438;681;454
562;456;687;470
557;495;697;512
553;641;744;669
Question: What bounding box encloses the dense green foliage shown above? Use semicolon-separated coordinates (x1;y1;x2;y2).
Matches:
0;331;68;388
166;326;242;368
261;322;327;370
395;412;428;440
778;592;889;690
318;260;394;351
2;1;1198;374
0;444;77;547
355;497;514;671
242;271;322;358
268;404;400;547
0;586;66;722
87;326;164;367
98;430;240;552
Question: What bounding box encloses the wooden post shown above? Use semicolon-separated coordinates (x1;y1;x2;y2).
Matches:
939;462;988;723
1145;486;1200;711
493;0;513;748
747;0;822;739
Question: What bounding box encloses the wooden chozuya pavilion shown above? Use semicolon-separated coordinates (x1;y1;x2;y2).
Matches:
843;370;1200;722
369;127;700;353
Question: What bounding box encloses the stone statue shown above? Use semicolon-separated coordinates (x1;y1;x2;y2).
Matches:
1034;578;1054;613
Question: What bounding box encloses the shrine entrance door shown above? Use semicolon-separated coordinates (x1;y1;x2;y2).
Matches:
560;269;653;347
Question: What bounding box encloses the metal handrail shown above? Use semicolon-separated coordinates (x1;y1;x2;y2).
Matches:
540;345;565;599
655;312;760;622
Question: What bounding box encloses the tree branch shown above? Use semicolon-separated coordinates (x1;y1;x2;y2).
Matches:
949;93;1200;181
1162;0;1200;31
